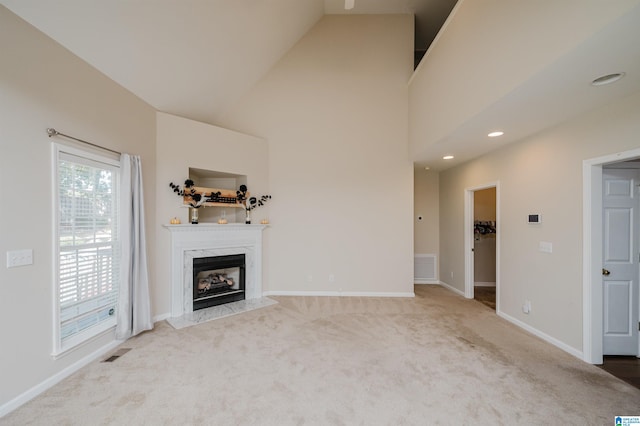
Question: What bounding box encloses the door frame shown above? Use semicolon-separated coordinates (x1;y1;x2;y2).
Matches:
464;181;500;312
583;147;640;364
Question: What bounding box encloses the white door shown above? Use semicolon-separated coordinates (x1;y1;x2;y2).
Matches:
603;168;639;355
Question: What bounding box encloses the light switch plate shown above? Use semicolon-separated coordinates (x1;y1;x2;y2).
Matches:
6;249;33;268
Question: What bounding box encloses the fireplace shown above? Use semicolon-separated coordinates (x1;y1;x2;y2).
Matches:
164;223;267;319
193;254;246;310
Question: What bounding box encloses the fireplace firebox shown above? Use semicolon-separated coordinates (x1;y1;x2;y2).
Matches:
193;254;246;311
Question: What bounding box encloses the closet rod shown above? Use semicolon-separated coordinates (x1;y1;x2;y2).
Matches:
46;128;121;155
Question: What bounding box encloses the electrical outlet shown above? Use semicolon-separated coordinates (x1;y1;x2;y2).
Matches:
539;241;553;253
522;300;531;314
6;249;33;268
306;275;313;283
329;274;335;283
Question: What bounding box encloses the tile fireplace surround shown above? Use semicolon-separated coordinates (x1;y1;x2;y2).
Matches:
163;224;268;319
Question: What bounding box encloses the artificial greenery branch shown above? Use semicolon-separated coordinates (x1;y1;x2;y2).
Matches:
236;185;272;211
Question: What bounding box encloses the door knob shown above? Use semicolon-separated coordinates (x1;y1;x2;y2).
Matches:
602;268;611;276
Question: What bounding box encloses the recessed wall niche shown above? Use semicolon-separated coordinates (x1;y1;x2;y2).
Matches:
188;167;247;224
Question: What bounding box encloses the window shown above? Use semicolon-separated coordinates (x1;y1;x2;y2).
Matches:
53;144;120;355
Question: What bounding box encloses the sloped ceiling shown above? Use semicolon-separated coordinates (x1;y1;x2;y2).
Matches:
0;0;326;125
1;0;457;127
409;0;640;170
2;0;640;170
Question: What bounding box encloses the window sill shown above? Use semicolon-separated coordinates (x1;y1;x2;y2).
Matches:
52;322;117;360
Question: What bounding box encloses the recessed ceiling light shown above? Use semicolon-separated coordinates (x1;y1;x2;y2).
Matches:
488;131;504;138
443;155;454;160
591;72;625;86
424;166;430;170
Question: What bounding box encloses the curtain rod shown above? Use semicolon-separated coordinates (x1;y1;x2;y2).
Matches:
46;128;121;155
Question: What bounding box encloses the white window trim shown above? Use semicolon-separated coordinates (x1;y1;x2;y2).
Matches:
51;142;121;357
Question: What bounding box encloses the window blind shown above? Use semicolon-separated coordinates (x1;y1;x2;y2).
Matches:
56;150;120;352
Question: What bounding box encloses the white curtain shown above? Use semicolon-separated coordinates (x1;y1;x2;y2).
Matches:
116;154;153;340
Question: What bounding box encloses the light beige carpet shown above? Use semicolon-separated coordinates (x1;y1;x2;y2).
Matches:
2;285;639;425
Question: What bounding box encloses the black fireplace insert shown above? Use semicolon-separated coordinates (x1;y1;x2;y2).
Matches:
192;254;245;310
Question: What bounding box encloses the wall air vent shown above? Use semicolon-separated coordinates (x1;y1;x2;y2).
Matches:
414;254;437;283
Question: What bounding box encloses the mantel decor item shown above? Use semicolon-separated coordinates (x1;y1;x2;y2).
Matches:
218;210;228;224
169;179;223;224
236;185;271;224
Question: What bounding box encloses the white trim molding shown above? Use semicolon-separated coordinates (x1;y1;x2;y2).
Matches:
263;291;415;298
474;281;496;287
438;281;465;297
498;311;584;361
1;314;171;417
0;339;122;418
438;283;583;360
464;181;500;313
582;147;640;364
153;313;171;323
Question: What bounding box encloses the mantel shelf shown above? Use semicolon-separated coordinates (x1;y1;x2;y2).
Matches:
163;223;268;231
182;185;247;209
197;202;245;208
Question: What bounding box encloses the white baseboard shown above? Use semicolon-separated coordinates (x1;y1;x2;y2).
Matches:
474;281;496;287
437;281;465;297
435;283;583;360
497;310;583;360
436;283;583;361
414;280;440;285
0;339;122;418
263;291;415;298
1;313;172;418
153;312;171;323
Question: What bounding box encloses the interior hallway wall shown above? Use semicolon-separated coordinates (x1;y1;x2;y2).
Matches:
439;90;640;354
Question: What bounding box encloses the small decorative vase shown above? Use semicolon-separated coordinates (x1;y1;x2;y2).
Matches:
191;208;199;224
218;209;226;224
245;209;251;224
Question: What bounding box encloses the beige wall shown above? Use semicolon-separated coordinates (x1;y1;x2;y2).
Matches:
220;15;415;295
474;187;496;222
0;7;156;408
439;90;640;353
155;112;270;314
414;168;439;258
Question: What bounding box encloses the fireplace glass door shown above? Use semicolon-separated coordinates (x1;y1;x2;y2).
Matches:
192;254;245;310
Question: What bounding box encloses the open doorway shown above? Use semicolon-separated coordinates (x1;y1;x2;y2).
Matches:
464;182;500;313
473;187;497;310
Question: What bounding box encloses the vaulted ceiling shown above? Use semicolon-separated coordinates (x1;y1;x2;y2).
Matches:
409;0;640;169
1;0;326;125
1;0;455;126
2;0;640;170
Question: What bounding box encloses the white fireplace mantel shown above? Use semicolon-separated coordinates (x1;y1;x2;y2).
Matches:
163;224;267;318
